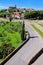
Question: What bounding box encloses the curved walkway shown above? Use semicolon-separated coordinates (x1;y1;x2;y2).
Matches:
5;20;43;65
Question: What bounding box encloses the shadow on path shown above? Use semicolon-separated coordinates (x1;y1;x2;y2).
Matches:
30;36;38;38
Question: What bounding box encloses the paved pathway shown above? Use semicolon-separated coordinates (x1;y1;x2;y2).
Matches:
5;20;43;65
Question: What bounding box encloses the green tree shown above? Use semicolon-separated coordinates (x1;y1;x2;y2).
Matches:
9;9;16;13
21;21;25;41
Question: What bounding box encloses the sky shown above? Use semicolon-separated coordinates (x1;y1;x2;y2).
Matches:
0;0;43;10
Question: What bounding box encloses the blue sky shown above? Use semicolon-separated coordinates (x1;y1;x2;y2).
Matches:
0;0;43;10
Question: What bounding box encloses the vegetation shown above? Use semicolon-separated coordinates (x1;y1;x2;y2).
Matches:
0;21;24;62
0;43;15;59
24;10;43;19
0;8;16;18
0;9;7;18
21;21;25;40
31;24;43;38
39;24;43;27
9;16;12;22
9;9;16;14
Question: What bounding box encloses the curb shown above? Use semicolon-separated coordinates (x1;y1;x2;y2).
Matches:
28;48;43;65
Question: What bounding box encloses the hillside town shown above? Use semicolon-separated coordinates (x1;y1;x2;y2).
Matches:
0;5;35;20
0;0;43;65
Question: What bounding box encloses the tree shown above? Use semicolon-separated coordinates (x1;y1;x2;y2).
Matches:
21;21;25;41
9;16;12;22
24;10;43;19
9;9;16;14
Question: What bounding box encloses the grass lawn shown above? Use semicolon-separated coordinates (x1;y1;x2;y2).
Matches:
0;59;3;63
0;22;22;47
0;21;23;62
31;24;43;38
39;24;43;27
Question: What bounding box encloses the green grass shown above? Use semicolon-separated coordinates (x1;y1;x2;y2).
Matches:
0;32;22;48
0;21;23;62
39;24;43;27
0;59;3;63
0;22;22;47
31;24;43;38
9;32;22;48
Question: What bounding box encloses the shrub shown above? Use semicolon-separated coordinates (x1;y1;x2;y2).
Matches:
0;43;15;59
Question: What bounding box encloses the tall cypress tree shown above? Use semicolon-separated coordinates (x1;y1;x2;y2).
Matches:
21;21;25;41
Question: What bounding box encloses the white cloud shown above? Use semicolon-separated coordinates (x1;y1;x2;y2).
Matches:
0;5;8;10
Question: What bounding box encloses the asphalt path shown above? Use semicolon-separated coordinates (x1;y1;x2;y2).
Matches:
5;20;43;65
